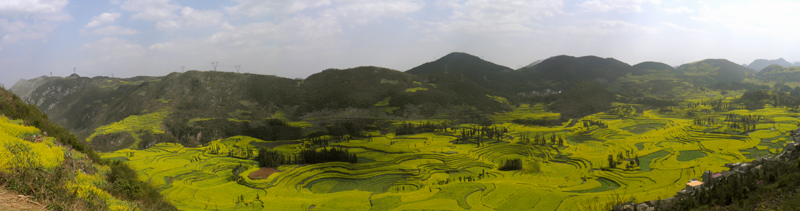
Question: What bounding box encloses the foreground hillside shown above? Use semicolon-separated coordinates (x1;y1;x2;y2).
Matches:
0;87;175;210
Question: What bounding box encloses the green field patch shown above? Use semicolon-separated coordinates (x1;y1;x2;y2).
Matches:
358;157;375;163
567;135;601;144
676;150;707;162
635;142;645;150
567;177;621;193
306;174;411;194
622;123;664;134
249;140;297;149
739;147;771;159
639;150;670;171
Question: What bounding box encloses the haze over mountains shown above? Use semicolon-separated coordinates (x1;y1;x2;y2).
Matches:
7;52;788;152
747;58;794;72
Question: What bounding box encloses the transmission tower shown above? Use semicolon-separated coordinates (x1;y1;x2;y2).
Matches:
211;62;218;71
235;65;241;73
181;66;185;72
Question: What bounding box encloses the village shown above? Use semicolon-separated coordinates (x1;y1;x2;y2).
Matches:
614;128;800;211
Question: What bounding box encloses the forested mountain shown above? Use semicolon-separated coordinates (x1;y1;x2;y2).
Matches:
748;58;792;72
632;61;676;72
13;52;800;154
515;55;641;89
676;59;755;83
11;66;508;151
756;64;800;81
406;52;514;93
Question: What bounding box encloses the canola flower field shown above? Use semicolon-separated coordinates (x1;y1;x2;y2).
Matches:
0;115;137;210
99;92;800;211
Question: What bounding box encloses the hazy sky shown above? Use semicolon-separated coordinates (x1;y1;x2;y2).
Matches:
2;0;799;87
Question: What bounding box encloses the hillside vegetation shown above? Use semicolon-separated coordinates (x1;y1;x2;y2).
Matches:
0;87;175;210
10;52;800;211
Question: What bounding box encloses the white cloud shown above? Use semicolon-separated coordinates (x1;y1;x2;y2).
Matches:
179;7;223;29
0;0;70;49
324;0;424;24
80;37;147;75
692;0;800;38
0;0;70;21
664;6;693;13
147;42;175;50
661;22;701;33
152;7;223;31
91;25;140;35
428;0;564;35
224;0;332;17
85;12;121;28
110;0;121;5
577;0;660;13
121;0;180;21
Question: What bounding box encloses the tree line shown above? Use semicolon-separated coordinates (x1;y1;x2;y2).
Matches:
255;147;357;168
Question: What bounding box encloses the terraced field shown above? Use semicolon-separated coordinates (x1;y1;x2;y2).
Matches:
101;97;800;210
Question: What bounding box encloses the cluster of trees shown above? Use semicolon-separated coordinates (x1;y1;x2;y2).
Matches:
432;169;487;186
498;159;523;171
692;117;719;126
301;136;334;148
230;164;246;181
255;147;357;168
395;121;451;135
453;126;510;146
607;150;639;170
519;133;566;146
724;114;771;132
581;120;606;128
511;118;563;126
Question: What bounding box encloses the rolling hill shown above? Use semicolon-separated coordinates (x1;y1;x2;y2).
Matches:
756;64;800;81
676;59;755;83
406;52;515;93
515;55;641;89
10;67;509;152
748;58;792;72
632;61;676;72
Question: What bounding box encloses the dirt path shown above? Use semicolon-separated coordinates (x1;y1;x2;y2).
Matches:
0;188;48;211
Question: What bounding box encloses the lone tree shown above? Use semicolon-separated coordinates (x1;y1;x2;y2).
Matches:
608;155;616;168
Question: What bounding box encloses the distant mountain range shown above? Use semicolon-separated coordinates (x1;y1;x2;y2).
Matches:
11;52;793;152
748;58;793;72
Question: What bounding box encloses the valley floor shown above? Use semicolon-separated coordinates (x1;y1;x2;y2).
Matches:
99;90;800;210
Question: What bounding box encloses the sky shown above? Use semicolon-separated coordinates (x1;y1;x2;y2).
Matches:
2;0;800;87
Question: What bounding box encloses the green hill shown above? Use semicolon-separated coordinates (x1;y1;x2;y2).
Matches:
515;55;640;89
755;64;800;81
11;68;509;151
676;59;755;83
748;58;792;72
406;52;515;93
632;61;676;72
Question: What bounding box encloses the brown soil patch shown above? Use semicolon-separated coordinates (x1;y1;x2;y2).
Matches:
248;168;279;180
0;188;48;211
